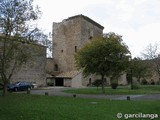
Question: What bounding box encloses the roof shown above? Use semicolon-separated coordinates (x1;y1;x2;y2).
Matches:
55;70;81;79
66;14;104;30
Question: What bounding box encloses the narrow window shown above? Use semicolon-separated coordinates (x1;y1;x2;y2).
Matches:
89;30;93;40
75;46;77;53
54;64;58;71
89;36;93;40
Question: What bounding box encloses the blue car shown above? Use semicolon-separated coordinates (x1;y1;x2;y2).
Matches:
8;81;32;92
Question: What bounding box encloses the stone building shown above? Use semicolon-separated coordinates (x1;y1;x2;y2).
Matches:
50;14;120;87
0;36;46;86
52;15;104;73
11;43;46;86
51;15;105;87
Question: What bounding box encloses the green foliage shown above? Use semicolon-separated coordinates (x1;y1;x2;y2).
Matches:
141;79;148;85
64;85;160;95
75;32;130;77
130;58;152;82
0;0;50;95
0;93;160;120
132;84;140;89
111;83;118;89
92;79;102;87
110;76;119;89
92;79;102;90
0;0;41;37
75;32;130;94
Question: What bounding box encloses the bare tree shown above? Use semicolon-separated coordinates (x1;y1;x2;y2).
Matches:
142;43;160;84
0;0;50;95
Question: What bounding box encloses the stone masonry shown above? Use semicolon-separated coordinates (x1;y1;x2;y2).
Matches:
52;15;104;73
11;43;46;86
0;37;46;86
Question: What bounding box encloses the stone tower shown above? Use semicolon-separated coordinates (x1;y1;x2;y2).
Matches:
52;15;104;73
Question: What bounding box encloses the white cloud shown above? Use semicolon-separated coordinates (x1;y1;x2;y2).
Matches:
33;0;160;57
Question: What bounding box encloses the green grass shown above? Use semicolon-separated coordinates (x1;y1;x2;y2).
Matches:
0;93;160;120
64;85;160;95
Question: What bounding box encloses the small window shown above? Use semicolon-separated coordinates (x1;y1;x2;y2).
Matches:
89;36;93;40
89;30;93;40
61;50;63;53
75;46;77;53
54;64;58;71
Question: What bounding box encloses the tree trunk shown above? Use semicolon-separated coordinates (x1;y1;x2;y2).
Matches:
2;83;8;96
101;74;105;94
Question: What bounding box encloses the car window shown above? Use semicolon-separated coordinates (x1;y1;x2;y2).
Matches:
24;82;27;85
19;82;24;85
16;83;20;85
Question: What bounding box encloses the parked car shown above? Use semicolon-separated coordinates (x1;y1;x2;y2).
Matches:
8;81;32;92
31;83;38;88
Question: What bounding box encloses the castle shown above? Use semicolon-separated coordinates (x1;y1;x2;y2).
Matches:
1;14;158;88
48;15;127;87
52;15;104;72
0;15;128;88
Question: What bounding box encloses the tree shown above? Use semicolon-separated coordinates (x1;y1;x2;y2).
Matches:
75;32;130;94
131;58;152;83
92;79;101;90
127;57;152;89
0;0;49;96
142;43;160;84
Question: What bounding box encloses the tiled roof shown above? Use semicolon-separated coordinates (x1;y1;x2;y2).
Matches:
55;70;80;78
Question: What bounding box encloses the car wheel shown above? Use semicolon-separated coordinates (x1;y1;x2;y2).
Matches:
15;88;18;92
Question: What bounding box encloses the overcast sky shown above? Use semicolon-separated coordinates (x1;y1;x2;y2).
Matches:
33;0;160;57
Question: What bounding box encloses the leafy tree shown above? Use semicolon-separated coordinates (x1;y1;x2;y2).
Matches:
75;32;130;94
92;79;101;90
131;57;152;83
0;0;50;96
110;76;118;89
127;57;152;89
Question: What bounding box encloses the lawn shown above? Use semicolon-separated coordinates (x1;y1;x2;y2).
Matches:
0;93;160;120
64;85;160;95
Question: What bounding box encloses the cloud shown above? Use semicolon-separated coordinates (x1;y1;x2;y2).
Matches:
33;0;160;57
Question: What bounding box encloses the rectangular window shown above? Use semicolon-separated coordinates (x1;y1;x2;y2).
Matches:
75;46;77;52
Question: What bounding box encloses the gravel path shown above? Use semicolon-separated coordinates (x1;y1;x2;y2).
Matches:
29;87;160;100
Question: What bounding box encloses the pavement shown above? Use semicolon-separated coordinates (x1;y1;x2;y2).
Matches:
28;87;160;101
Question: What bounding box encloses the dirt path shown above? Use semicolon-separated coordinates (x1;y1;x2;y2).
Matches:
29;87;160;100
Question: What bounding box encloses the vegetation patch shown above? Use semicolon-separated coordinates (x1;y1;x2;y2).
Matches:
0;93;160;120
64;85;160;95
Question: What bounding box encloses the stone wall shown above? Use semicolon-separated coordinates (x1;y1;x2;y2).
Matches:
0;37;46;86
11;43;46;86
52;15;104;73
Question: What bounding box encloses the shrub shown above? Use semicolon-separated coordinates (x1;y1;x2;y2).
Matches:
47;82;54;86
110;76;118;89
150;79;155;85
92;79;102;90
132;84;140;89
92;79;102;87
141;79;148;85
111;83;118;89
